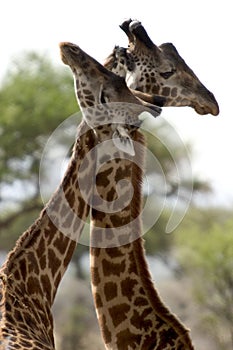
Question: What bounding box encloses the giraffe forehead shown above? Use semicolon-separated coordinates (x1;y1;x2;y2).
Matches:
134;50;174;74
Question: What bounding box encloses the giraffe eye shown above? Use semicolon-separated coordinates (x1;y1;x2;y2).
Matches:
160;70;175;79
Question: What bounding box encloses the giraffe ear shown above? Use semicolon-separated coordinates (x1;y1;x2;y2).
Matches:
112;126;135;156
131;89;165;118
139;99;163;118
131;89;166;108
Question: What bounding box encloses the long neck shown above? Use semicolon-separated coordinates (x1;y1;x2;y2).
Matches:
90;129;194;349
0;120;96;347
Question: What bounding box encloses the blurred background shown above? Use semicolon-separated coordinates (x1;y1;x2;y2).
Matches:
0;1;232;349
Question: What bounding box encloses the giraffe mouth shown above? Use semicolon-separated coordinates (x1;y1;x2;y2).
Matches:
59;42;74;66
193;85;220;116
194;101;219;116
60;42;76;64
59;42;86;68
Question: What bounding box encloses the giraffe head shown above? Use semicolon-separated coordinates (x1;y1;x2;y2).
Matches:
60;42;161;155
105;19;219;116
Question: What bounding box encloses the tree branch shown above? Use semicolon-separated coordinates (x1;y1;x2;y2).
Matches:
0;202;43;231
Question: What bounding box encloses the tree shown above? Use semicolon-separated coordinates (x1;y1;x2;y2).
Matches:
175;208;233;349
0;51;78;247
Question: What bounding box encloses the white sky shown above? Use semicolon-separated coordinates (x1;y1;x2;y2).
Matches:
1;0;232;207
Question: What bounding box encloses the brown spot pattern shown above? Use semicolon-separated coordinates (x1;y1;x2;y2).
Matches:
105;247;124;258
116;328;141;349
91;267;101;286
121;277;137;301
96;167;113;187
48;248;60;276
171;87;178;97
130;309;153;331
102;259;126;277
162;87;170;96
108;303;130;327
95;292;103;308
101;314;112;344
104;282;118;301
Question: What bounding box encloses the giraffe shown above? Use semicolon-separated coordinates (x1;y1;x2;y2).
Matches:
60;42;195;349
0;21;219;348
0;41;161;349
104;19;219;116
0;121;97;349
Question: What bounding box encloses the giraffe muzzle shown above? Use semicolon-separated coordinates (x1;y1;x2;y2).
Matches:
195;88;220;116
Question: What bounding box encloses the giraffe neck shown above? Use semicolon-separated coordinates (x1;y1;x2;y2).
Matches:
90;128;194;349
0;121;96;348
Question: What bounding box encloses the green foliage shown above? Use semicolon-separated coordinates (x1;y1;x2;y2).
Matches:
144;209;175;255
0;205;41;251
143;119;190;177
60;301;90;350
0;51;78;246
175;208;233;348
0;51;77;185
